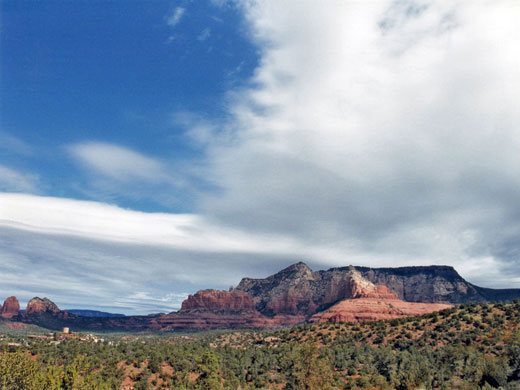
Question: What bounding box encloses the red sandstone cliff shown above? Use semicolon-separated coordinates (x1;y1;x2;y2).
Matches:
309;298;452;323
180;289;256;312
150;289;303;330
1;296;20;319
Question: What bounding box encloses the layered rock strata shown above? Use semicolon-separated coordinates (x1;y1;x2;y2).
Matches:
309;298;452;323
150;289;303;330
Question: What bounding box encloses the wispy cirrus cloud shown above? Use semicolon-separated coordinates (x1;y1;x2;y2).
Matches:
68;142;169;183
166;7;185;27
0;165;39;193
66;141;197;209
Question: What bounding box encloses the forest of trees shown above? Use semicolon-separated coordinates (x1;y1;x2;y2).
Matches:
1;300;519;390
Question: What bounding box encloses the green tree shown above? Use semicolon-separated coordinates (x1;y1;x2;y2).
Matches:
196;350;222;390
0;351;42;390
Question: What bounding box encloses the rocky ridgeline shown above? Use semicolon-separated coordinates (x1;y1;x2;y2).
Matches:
236;262;520;317
3;262;519;331
150;266;452;329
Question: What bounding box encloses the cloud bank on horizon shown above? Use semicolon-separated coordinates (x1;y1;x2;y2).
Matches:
1;0;520;314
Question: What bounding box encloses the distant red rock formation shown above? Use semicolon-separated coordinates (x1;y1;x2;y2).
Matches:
26;297;60;315
1;296;20;319
180;289;256;313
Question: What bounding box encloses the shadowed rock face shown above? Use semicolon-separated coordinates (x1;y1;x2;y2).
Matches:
1;296;20;318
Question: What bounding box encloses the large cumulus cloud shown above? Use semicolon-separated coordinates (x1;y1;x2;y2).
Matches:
200;0;520;285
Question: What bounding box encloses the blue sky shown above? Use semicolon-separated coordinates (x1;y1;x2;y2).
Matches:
1;0;257;211
1;1;520;314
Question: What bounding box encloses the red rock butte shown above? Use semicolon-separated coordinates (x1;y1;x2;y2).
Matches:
25;297;61;315
180;289;256;313
1;296;20;319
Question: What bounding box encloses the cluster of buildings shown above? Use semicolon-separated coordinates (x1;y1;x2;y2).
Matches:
4;328;111;346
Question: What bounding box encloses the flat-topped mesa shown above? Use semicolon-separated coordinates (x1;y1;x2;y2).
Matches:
26;297;60;315
1;296;20;318
180;289;256;313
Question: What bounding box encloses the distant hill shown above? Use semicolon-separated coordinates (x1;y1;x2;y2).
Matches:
66;310;125;318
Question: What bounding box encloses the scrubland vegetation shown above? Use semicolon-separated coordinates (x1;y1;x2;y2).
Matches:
1;300;520;390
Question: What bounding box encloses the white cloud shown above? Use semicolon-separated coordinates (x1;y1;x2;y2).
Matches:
66;141;201;210
198;1;520;282
0;165;39;193
166;7;185;27
68;142;169;183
